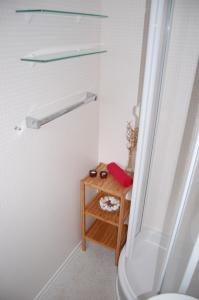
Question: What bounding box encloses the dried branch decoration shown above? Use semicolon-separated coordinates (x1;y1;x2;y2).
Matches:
126;122;138;175
126;122;138;152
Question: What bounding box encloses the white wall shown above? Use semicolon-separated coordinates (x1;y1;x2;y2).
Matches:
98;0;146;168
143;0;199;235
0;1;147;299
0;1;101;299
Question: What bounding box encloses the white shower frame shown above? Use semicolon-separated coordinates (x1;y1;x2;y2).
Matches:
126;0;174;257
125;0;199;294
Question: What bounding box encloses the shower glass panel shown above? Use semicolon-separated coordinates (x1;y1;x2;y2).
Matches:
124;1;199;299
187;263;199;298
160;59;199;296
161;157;199;295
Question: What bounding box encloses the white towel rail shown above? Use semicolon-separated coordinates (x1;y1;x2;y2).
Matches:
26;92;97;129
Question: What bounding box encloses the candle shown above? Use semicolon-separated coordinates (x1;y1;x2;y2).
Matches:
89;169;97;177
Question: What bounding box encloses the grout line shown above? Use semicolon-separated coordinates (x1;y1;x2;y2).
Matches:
34;241;82;300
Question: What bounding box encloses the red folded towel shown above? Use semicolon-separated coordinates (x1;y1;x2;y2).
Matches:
107;162;133;187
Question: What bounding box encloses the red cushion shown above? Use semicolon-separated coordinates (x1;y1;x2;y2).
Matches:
107;162;133;187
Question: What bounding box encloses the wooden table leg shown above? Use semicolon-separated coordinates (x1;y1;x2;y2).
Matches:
80;181;86;251
115;196;125;265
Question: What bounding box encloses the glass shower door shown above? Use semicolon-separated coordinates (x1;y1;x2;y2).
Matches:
121;1;199;299
161;150;199;297
160;76;199;295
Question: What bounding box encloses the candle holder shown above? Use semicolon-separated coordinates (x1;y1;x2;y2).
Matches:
89;169;97;177
100;171;108;179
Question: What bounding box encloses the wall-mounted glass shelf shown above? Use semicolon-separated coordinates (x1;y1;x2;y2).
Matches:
21;49;107;63
16;9;108;18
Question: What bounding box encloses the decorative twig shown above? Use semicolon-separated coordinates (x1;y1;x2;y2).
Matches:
126;122;138;175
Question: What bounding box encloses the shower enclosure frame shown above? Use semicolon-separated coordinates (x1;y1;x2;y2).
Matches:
118;0;199;298
126;0;174;258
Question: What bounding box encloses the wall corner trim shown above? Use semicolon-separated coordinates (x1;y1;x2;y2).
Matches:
34;241;82;300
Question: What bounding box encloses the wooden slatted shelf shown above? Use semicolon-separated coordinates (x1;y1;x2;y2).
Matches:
86;219;128;250
85;191;131;226
82;163;132;197
80;162;133;265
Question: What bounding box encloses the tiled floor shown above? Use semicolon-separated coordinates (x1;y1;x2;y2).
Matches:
41;243;118;300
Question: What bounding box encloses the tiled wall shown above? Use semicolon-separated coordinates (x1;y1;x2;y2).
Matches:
0;1;103;299
98;0;146;168
0;0;147;299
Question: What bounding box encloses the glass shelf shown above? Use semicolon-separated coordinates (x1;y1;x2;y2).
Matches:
16;9;108;18
21;49;107;63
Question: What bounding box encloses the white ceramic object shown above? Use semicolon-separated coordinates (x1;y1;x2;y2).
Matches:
148;294;197;300
99;196;120;212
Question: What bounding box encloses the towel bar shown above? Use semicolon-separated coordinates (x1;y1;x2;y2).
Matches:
26;92;97;129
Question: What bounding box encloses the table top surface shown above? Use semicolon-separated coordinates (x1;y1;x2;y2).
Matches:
81;163;132;197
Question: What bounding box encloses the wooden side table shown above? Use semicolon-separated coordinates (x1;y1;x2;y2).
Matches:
80;163;132;265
